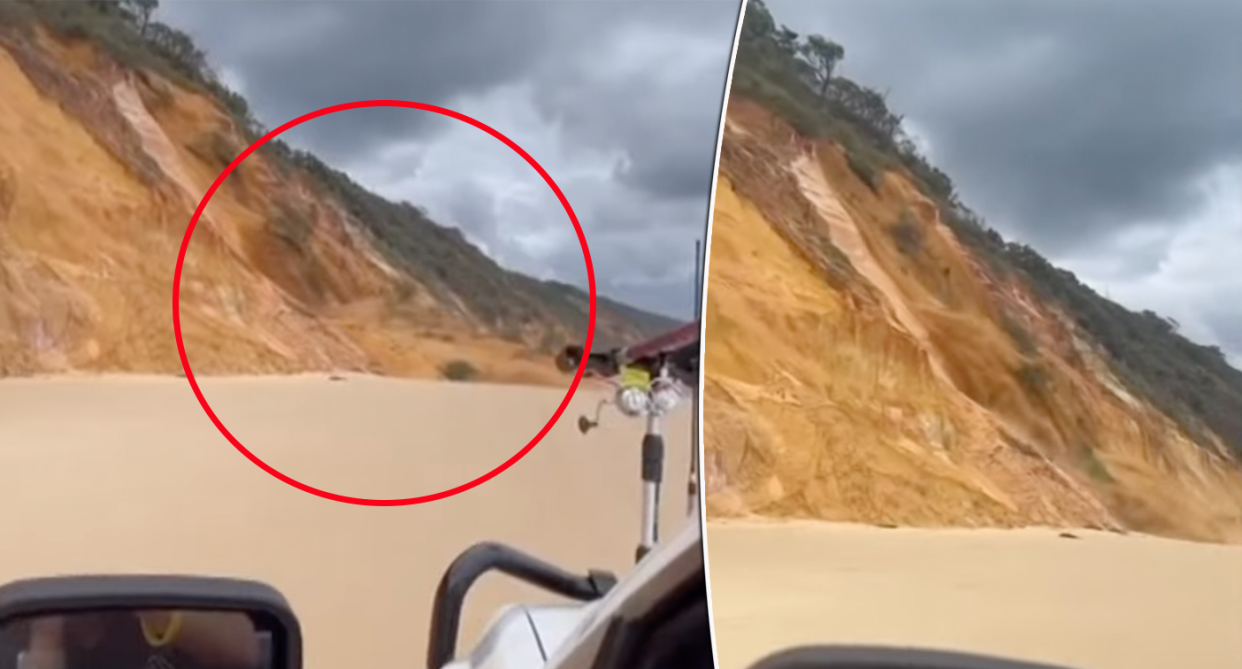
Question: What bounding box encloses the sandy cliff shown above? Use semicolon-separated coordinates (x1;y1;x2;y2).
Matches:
0;19;673;384
703;99;1242;543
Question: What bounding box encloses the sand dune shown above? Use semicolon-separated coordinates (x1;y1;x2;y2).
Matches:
707;520;1242;669
0;375;695;669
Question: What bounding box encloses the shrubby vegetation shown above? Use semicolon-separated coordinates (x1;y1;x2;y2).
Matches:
187;131;237;170
0;0;266;141
888;210;924;258
440;359;478;382
268;200;313;250
734;0;1242;454
734;0;956;204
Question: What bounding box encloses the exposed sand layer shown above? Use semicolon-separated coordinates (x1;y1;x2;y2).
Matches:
707;520;1242;669
0;376;695;669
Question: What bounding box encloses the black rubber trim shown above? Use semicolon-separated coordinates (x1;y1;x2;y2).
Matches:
589;569;710;669
588;616;640;669
634;596;711;669
640;434;664;483
748;646;1081;669
630;570;706;639
0;575;302;669
634;544;650;563
426;542;617;669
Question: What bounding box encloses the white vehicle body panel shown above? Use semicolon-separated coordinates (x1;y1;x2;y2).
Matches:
444;508;704;669
443;604;597;669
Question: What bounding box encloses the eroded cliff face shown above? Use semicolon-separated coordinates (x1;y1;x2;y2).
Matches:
703;99;1242;544
0;28;660;384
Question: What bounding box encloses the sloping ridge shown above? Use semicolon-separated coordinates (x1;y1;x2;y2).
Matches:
0;17;679;383
703;99;1242;543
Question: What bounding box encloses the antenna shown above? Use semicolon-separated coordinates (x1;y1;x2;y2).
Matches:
687;239;703;518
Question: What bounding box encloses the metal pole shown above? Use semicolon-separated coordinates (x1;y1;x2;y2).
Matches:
637;369;668;563
687;239;703;518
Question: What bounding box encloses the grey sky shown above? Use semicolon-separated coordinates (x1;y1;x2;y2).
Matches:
157;0;740;320
767;0;1242;365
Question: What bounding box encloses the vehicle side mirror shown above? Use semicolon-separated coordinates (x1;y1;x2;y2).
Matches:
0;576;301;669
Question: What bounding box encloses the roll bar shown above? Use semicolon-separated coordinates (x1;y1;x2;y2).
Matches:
426;542;618;669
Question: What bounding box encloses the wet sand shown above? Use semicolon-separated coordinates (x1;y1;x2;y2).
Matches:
707;519;1242;669
0;375;696;669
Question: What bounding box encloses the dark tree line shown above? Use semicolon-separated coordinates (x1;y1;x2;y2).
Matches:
1;0;265;141
734;0;956;204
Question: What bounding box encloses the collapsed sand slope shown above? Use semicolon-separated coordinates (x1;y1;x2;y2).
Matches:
112;79;197;215
790;153;952;390
708;520;1242;669
0;376;696;669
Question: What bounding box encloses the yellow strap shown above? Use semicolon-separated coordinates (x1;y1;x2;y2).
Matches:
619;365;651;390
141;612;184;648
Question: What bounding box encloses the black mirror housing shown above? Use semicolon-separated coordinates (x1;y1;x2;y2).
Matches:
0;575;301;669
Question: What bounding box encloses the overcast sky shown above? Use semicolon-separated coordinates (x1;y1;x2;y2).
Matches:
767;0;1242;366
157;0;740;321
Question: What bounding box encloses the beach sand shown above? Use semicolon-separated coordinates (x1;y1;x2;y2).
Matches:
0;374;696;669
707;519;1242;669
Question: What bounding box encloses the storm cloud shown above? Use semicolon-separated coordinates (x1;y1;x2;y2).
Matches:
767;0;1242;362
158;0;740;319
